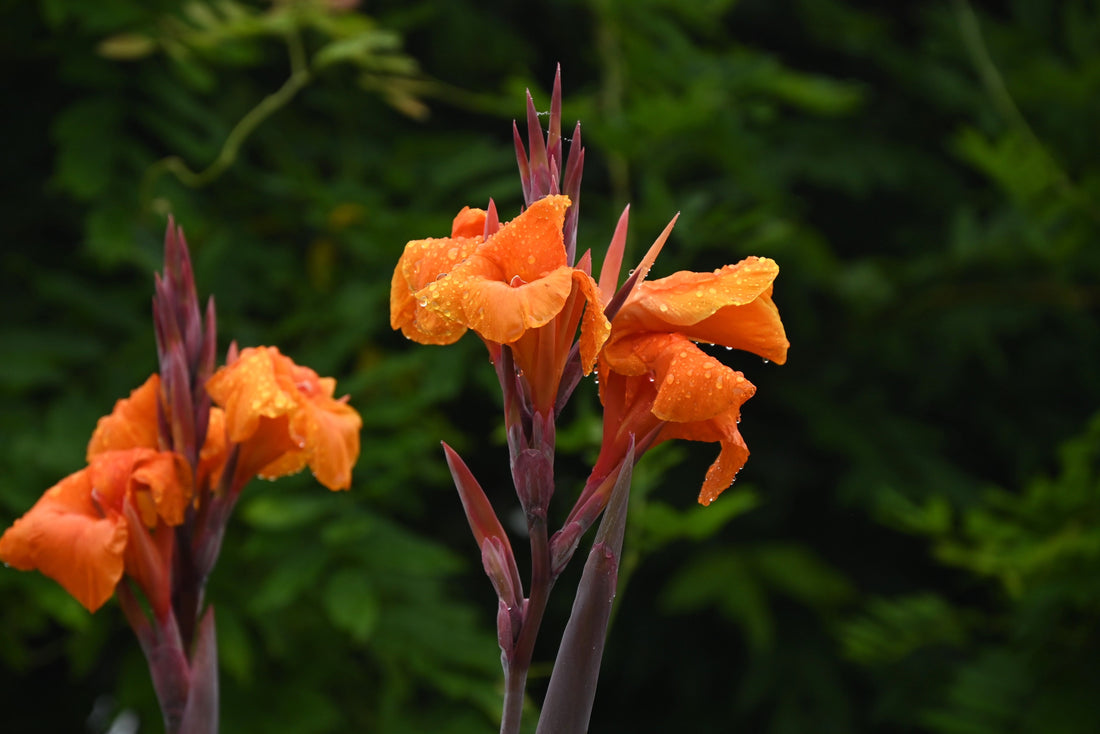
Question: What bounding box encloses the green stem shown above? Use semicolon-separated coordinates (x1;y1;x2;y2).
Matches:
142;27;312;202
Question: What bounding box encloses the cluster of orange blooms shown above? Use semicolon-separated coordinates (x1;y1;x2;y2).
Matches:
392;193;788;508
0;347;360;613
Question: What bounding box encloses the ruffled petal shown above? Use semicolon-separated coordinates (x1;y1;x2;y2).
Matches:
207;346;361;491
390;235;482;344
605;334;756;423
659;409;751;506
87;375;161;459
616;257;789;364
206;347;300;442
290;397;362;490
129;451;192;527
573;269;611;374
626;257;780;325
450;206;487;238
0;467;128;612
428;264;576;344
473;195;569;282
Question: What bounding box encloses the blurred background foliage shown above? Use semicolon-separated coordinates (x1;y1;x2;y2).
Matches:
2;0;1099;731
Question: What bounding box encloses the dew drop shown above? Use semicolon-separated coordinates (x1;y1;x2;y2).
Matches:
659;304;669;312
762;359;770;364
724;346;733;351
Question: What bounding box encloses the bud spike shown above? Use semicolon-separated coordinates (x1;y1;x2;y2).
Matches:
598;205;630;301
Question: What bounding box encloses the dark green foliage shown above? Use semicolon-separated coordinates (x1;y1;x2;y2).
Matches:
2;0;1099;732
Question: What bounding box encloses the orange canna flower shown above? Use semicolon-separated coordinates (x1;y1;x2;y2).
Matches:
0;447;190;613
397;195;609;411
205;346;362;491
594;256;789;505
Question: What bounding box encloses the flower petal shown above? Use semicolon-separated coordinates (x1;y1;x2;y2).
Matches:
390;235;481;344
129;451;192;527
660;409;751;505
450;206;487;238
87;375;161;459
206;347;299;442
617;257;789;364
573;269;611;374
0;467;128;612
428;264;576;344
207;346;361;491
290;397;362;490
473;195;569;282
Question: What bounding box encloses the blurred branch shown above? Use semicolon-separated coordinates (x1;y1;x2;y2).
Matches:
142;27;312;203
953;0;1100;223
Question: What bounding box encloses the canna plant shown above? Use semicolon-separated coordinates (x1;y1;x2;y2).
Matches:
390;68;789;733
0;222;361;734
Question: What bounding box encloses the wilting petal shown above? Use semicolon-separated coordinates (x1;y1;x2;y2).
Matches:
0;466;128;612
660;410;751;506
87;375;162;459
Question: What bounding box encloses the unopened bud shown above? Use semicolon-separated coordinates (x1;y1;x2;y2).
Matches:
481;536;521;609
549;521;585;577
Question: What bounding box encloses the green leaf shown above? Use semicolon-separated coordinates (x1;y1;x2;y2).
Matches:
323;568;379;644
